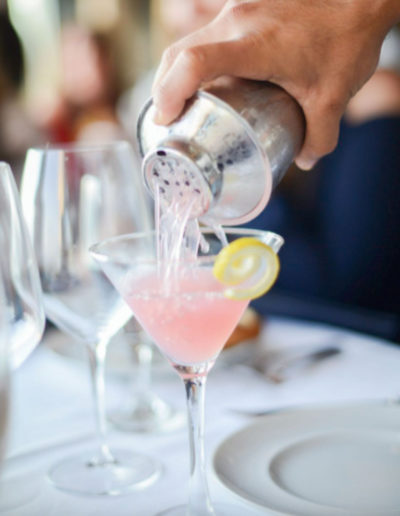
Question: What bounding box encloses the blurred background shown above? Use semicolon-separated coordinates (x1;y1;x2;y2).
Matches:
0;0;158;179
1;0;400;342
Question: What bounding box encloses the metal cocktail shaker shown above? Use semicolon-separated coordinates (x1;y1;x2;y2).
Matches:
137;78;305;225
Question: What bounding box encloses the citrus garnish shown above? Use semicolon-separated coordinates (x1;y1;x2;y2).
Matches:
213;237;280;300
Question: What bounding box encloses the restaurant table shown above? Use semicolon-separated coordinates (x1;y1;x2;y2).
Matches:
1;316;400;516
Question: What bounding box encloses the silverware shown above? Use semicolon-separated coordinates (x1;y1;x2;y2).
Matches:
229;404;297;418
248;344;342;383
252;344;342;384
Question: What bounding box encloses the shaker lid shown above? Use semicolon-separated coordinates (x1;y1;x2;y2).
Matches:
142;139;222;219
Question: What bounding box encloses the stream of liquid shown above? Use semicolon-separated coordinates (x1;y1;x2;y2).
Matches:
153;181;228;284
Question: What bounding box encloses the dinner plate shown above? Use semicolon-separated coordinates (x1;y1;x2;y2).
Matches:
213;401;400;515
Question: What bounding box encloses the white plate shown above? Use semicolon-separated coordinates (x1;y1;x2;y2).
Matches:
213;401;400;515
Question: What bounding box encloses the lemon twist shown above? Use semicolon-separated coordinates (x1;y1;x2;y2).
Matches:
213;237;280;300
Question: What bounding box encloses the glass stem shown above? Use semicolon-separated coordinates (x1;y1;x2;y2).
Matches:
87;340;114;464
134;337;153;397
184;374;215;516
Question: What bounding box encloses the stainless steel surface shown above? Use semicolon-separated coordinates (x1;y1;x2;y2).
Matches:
137;78;305;225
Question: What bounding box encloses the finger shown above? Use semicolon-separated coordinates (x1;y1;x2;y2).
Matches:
152;3;232;95
295;92;345;170
152;33;210;97
152;38;263;125
152;18;227;97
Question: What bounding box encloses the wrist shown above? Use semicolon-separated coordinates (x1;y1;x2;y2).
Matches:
348;0;400;42
376;0;400;29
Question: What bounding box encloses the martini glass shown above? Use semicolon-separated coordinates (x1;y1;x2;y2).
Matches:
91;227;283;515
20;142;161;496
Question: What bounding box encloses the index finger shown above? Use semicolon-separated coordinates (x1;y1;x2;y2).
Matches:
152;37;260;125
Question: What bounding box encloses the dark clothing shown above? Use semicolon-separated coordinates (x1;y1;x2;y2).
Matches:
246;117;400;342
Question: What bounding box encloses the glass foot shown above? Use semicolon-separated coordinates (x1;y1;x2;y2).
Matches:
157;503;259;515
109;394;186;433
48;448;161;496
0;472;42;511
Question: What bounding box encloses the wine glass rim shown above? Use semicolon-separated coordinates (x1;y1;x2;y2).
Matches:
90;227;284;264
0;161;13;173
27;140;132;154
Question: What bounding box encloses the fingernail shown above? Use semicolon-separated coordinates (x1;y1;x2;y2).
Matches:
152;108;167;125
296;158;317;171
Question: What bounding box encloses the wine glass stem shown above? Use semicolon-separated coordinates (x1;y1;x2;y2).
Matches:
87;341;114;463
184;375;215;515
134;338;153;395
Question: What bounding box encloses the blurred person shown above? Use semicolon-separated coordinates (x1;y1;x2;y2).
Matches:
0;9;44;181
47;23;125;144
157;0;227;41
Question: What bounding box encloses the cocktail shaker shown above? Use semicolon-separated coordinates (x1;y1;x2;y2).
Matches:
137;78;305;225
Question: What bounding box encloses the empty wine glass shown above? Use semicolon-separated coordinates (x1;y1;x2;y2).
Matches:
0;318;7;466
109;317;185;433
0;163;45;370
91;227;284;515
20;142;161;496
0;315;10;507
0;162;45;508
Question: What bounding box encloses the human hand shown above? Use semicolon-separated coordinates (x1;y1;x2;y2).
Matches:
152;0;399;169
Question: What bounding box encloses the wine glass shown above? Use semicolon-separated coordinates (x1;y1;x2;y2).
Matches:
0;317;7;467
0;162;45;508
20;142;161;496
0;162;45;370
109;317;185;433
91;227;284;515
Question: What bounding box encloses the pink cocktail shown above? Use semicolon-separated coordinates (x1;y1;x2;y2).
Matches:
125;267;248;367
91;228;283;515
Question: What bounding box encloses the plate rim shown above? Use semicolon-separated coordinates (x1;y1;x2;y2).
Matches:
213;399;400;515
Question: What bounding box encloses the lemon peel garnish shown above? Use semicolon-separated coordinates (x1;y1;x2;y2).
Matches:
213;237;280;300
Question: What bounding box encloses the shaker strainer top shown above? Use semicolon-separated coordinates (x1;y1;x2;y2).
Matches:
142;139;222;219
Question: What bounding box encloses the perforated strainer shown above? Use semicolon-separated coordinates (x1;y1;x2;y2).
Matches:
142;139;220;219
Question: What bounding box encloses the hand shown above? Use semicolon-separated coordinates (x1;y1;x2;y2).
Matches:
152;0;399;169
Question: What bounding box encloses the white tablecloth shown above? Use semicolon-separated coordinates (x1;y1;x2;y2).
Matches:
1;317;400;515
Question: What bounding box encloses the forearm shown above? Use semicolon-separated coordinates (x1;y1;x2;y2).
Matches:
381;0;400;26
337;0;399;32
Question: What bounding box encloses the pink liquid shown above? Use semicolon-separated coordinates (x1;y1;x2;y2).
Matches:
124;266;248;365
